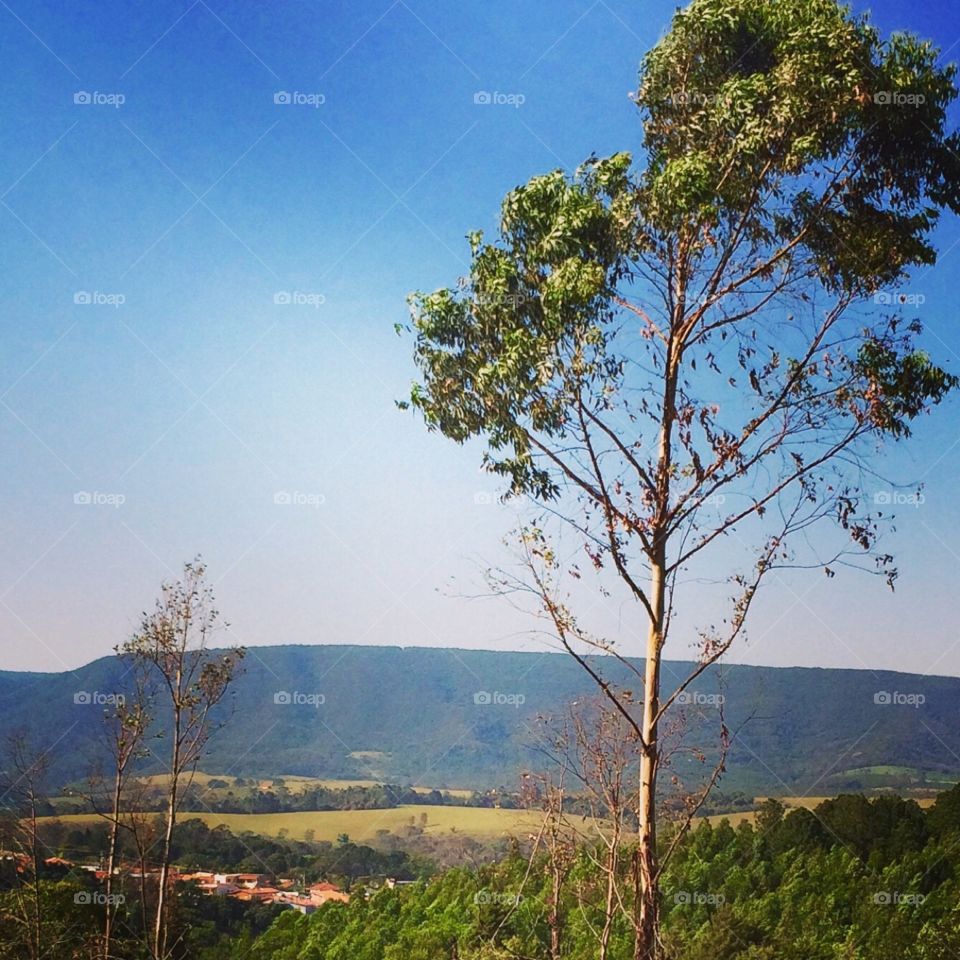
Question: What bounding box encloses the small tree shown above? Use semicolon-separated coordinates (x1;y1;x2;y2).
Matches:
120;558;244;960
88;661;153;960
0;733;51;960
404;1;960;955
567;699;641;960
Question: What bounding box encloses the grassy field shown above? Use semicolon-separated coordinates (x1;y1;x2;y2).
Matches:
46;791;943;843
46;805;543;844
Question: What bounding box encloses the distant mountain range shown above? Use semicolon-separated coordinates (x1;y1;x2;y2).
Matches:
2;645;958;796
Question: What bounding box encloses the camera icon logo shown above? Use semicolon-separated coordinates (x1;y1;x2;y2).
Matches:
274;691;292;705
274;91;291;105
273;291;292;305
473;91;492;105
74;691;92;704
73;91;91;105
74;291;92;305
473;691;492;705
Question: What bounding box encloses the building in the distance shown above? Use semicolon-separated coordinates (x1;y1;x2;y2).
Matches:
275;893;318;914
309;882;350;905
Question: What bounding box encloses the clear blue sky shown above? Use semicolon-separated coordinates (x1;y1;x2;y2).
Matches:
2;0;960;675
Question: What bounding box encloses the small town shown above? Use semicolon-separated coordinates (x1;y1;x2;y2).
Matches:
7;853;368;915
178;873;351;914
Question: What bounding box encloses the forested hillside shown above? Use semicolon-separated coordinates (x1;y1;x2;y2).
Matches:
3;644;957;794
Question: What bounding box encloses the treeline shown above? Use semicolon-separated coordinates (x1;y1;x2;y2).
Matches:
242;786;960;960
56;780;528;815
31;817;422;883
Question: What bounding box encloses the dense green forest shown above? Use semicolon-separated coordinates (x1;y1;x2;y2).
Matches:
241;787;960;959
10;787;960;958
31;818;423;882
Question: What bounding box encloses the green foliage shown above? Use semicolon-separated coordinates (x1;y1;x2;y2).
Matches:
638;0;960;269
854;334;958;437
405;0;960;524
37;817;419;883
406;153;633;499
241;791;960;959
925;781;960;836
18;790;960;958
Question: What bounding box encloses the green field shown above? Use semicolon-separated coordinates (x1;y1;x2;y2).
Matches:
45;805;543;844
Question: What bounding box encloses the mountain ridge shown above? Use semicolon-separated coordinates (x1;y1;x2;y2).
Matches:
3;644;957;794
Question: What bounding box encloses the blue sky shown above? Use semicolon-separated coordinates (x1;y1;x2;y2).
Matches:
2;0;960;676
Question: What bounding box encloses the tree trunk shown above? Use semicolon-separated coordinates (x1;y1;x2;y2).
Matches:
634;331;678;960
599;840;618;960
29;794;42;960
134;816;150;947
549;861;563;960
635;554;665;960
103;767;123;960
154;702;181;960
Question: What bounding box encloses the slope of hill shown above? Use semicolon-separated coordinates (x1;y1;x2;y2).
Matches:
1;644;957;794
